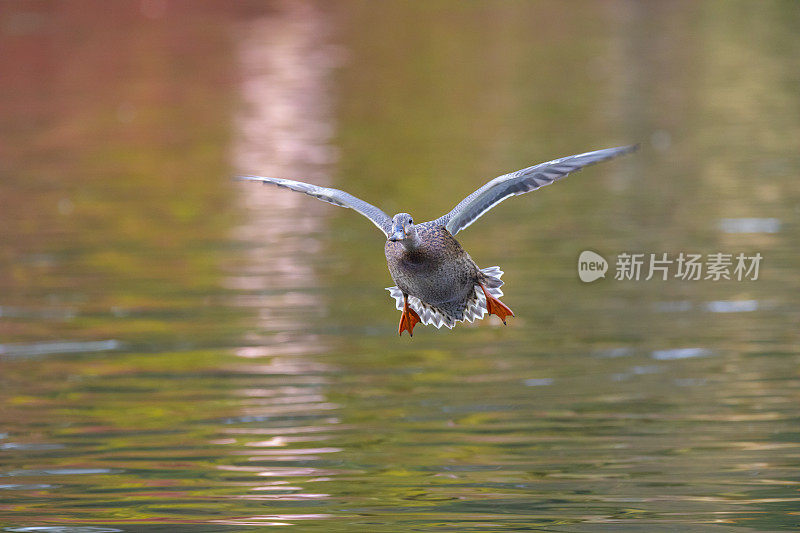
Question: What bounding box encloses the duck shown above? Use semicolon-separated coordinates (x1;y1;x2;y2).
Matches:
241;145;636;336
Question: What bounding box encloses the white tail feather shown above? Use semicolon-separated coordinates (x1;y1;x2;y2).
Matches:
386;267;505;329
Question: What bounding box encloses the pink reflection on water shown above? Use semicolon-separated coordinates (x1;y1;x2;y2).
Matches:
241;435;331;447
229;0;340;349
222;420;345;435
227;493;330;501
220;1;343;515
244;447;343;455
211;513;333;527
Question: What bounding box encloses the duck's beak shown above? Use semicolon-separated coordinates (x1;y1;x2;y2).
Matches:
388;225;405;242
389;223;406;242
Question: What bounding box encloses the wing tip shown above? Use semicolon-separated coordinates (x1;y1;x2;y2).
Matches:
594;143;639;158
609;143;639;157
621;143;640;154
235;175;279;183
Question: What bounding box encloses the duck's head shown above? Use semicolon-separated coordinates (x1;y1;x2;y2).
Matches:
388;212;420;250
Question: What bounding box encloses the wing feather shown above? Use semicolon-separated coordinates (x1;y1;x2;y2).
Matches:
239;176;392;235
433;145;637;235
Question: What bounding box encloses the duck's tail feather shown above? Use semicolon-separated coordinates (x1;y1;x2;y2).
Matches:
480;266;505;290
386;266;505;330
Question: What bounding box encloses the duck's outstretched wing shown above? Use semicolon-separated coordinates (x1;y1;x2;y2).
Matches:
239;176;392;236
431;145;637;235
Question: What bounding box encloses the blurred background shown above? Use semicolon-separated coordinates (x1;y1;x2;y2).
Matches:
1;1;799;530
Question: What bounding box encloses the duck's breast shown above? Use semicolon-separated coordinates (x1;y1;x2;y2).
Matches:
385;225;478;305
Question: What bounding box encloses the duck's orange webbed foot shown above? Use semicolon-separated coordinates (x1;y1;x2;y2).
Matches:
398;296;421;337
480;283;515;325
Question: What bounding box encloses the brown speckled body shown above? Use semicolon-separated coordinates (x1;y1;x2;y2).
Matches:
385;224;486;320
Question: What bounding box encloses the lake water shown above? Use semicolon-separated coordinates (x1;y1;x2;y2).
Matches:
1;1;799;531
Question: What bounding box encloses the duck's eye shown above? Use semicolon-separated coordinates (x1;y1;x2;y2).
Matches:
409;218;413;224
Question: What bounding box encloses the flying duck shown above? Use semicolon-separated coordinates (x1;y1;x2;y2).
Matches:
241;145;636;336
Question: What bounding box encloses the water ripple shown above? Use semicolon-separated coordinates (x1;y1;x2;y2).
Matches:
718;217;781;233
652;348;713;360
1;468;120;477
3;526;124;533
0;340;120;359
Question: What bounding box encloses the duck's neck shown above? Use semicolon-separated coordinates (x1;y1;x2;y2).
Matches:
399;231;421;252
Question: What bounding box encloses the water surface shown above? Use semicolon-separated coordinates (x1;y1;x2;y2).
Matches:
1;1;799;531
